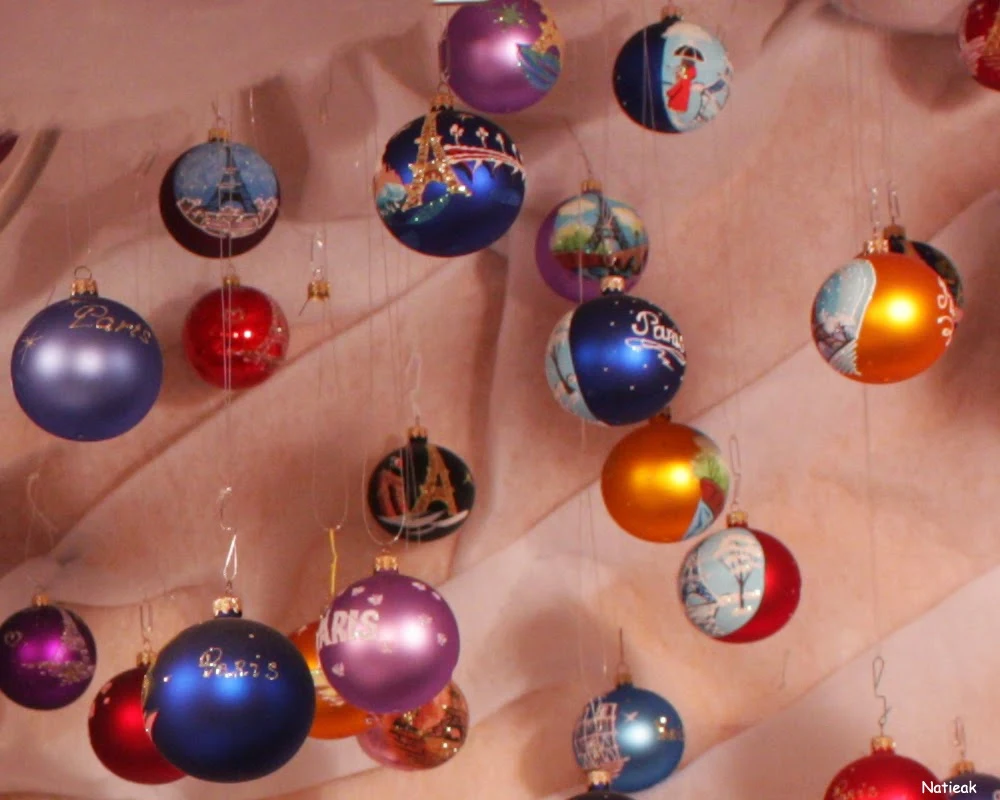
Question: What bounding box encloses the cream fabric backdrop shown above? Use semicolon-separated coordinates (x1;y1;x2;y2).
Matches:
0;0;996;797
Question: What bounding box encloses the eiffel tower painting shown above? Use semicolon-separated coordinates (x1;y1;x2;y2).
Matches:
401;107;472;214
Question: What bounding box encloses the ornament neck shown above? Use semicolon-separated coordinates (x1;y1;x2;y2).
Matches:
861;235;889;256
221;273;241;288
212;593;243;618
70;267;98;297
306;278;330;302
581;178;602;194
587;770;612;789
407;424;429;442
600;275;626;294
430;83;455;112
661;4;683;22
31;592;49;607
652;409;672;425
207;127;231;143
952;760;976;777
882;224;906;240
136;649;155;667
374;553;400;573
726;509;749;528
870;735;895;753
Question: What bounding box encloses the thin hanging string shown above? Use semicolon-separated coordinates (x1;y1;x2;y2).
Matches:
613;627;629;683
863;382;881;648
843;17;864;244
953;717;967;760
727;435;743;513
328;527;339;598
247;87;258;149
599;0;611;180
23;471;58;593
872;655;890;735
139;601;154;658
81;132;93;262
219;486;238;592
405;351;422;424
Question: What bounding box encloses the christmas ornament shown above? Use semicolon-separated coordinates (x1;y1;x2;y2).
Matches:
546;277;685;426
182;273;289;390
367;424;476;542
946;760;1000;798
569;771;634;800
288;619;372;740
10;270;163;441
811;236;957;384
884;224;965;318
572;673;684;793
601;413;728;543
960;0;1000;91
142;592;315;783
440;0;564;114
373;88;526;258
159;128;280;258
679;510;800;642
0;594;97;710
613;8;733;134
88;655;185;785
824;736;939;799
359;680;469;770
535;180;648;303
317;554;461;714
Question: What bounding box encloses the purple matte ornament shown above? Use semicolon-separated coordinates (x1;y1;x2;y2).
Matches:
0;596;97;710
317;556;460;714
440;0;564;114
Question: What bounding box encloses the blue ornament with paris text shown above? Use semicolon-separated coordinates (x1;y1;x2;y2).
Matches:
545;281;685;425
373;94;526;258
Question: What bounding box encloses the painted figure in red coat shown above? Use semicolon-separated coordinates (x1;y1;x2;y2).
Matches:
666;58;697;112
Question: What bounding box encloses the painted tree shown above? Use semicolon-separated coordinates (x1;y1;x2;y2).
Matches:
713;532;763;614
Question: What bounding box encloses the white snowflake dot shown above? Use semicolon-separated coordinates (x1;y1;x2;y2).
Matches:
351;586;366;597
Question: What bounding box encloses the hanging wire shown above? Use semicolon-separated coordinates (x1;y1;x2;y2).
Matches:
405;350;423;425
613;628;630;683
81;132;93;262
887;180;901;226
953;717;967;760
727;435;743;513
872;655;891;735
328;527;339;598
867;184;882;239
219;486;238;592
23;471;58;592
139;601;154;659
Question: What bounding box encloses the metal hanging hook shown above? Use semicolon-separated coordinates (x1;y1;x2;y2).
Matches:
872;656;891;735
614;628;632;684
406;351;423;426
954;717;967;760
728;434;743;513
139;602;154;651
218;486;236;534
887;180;901;225
868;185;882;238
210;100;229;131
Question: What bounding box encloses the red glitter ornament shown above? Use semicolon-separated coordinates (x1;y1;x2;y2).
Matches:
182;274;289;390
88;659;185;785
824;736;940;799
960;0;1000;91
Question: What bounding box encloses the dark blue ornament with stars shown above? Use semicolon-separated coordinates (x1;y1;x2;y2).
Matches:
141;595;315;783
10;276;163;442
373;96;526;258
545;284;686;426
945;768;1000;798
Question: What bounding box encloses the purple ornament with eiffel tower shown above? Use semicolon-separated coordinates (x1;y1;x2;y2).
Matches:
0;595;97;710
440;0;564;114
536;183;648;302
374;93;526;258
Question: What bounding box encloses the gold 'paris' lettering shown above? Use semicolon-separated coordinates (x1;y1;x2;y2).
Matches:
68;304;154;344
198;647;280;680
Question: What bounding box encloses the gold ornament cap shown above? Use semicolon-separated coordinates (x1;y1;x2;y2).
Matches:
306;278;330;302
952;760;976;777
208;127;231;143
31;592;49;607
883;224;906;240
587;770;613;788
661;4;683;21
70;269;98;297
430;83;456;111
727;509;749;527
408;424;429;441
222;272;241;288
136;649;155;667
601;275;626;294
581;178;602;194
651;408;672;425
861;235;890;256
212;593;243;618
871;735;895;753
374;553;400;573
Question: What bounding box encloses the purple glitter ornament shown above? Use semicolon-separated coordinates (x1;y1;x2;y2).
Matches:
536;182;648;302
440;0;564;114
0;595;97;710
317;555;460;714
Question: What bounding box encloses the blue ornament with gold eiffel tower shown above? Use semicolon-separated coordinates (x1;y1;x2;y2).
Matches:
373;88;526;258
367;423;476;543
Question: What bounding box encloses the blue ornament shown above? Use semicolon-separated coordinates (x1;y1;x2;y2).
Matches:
142;594;315;783
572;680;685;793
373;94;526;258
10;273;163;441
613;12;733;134
161;131;280;258
545;282;685;426
946;768;1000;798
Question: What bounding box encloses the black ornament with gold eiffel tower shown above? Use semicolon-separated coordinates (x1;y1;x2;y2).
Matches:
372;84;526;258
367;424;476;543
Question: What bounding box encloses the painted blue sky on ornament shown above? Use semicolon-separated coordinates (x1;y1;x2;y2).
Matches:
812;259;876;376
660;22;732;132
546;310;598;423
683;528;765;637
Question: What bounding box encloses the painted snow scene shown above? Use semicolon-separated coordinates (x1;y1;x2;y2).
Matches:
680;528;765;637
660;21;733;132
549;191;648;280
811;259;877;378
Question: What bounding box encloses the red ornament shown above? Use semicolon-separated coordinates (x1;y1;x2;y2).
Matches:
88;661;185;785
960;0;1000;91
824;736;939;799
182;274;289;389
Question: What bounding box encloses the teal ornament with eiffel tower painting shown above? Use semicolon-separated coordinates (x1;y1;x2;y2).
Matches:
160;128;281;259
373;90;526;258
